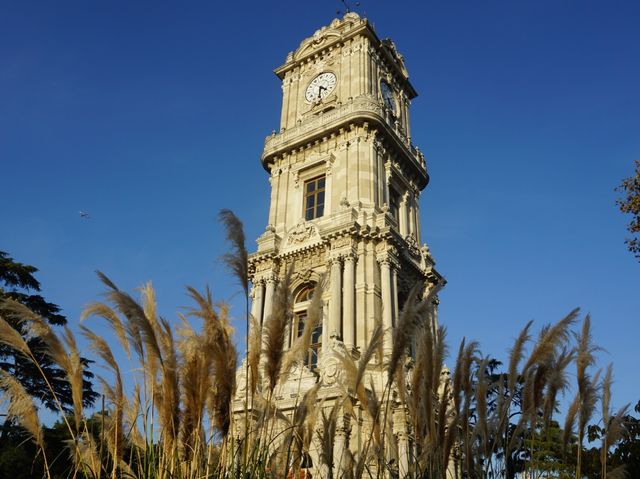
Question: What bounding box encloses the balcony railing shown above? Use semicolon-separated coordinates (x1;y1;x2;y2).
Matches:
262;95;426;170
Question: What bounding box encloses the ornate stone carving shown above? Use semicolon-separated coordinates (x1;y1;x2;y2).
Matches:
376;243;399;267
404;234;420;258
286;220;320;245
320;355;342;386
255;261;274;273
318;338;354;387
331;235;352;250
290;12;363;63
235;365;247;399
296;248;326;270
292;268;312;284
420;243;434;268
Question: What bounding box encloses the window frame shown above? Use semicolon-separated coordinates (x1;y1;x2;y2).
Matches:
303;175;326;221
389;186;401;224
293;284;322;370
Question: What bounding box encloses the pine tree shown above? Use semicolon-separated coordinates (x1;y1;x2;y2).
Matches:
0;251;97;411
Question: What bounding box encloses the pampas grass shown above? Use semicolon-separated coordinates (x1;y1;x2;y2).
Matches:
0;212;629;479
218;209;249;297
263;269;293;394
0;370;45;452
318;401;339;479
186;286;237;439
0;313;31;356
247;315;262;396
1;289;627;479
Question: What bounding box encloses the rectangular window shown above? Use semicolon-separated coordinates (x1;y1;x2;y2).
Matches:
296;312;322;370
304;175;326;220
389;187;400;223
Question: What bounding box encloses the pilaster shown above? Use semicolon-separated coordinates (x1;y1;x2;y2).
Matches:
379;258;393;353
342;253;356;349
328;256;343;340
393;405;410;478
251;280;265;326
263;277;276;322
377;244;400;353
399;191;409;236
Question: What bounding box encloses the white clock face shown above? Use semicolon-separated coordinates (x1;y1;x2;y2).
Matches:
305;72;337;102
380;81;396;114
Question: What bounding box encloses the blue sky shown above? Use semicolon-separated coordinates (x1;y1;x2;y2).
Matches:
2;0;639;415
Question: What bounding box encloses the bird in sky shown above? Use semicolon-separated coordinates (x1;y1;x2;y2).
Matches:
79;211;90;219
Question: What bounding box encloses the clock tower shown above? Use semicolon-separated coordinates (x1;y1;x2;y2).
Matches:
237;12;445;475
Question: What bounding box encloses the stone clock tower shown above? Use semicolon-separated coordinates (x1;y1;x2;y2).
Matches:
236;12;445;475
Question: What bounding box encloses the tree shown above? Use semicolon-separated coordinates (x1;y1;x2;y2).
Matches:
607;400;640;478
616;160;640;261
0;251;97;411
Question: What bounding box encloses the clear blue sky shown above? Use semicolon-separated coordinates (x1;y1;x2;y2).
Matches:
1;1;638;414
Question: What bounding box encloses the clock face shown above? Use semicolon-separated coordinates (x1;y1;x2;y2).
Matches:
380;81;396;114
305;72;337;102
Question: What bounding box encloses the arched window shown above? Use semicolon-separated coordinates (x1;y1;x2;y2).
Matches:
293;284;322;370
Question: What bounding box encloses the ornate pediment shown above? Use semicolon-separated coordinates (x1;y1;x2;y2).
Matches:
292;12;365;62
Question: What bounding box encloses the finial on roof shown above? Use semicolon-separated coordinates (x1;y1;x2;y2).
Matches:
336;0;362;16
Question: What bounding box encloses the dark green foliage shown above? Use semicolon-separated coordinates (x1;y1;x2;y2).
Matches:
0;251;98;412
0;420;70;479
0;252;65;325
610;401;640;478
616;160;640;261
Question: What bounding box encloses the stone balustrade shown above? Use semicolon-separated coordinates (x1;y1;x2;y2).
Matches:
261;95;426;171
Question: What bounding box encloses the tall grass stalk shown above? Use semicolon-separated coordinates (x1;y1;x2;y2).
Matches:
0;242;628;479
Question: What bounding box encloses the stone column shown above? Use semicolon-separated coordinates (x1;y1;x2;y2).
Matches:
393;406;410;478
329;257;342;339
397;430;409;478
413;189;422;244
343;254;356;349
260;277;277;386
391;266;399;327
405;97;411;138
402;192;410;237
355;243;367;350
263;278;275;323
251;280;265;326
408;193;416;238
380;258;393;352
333;423;346;478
